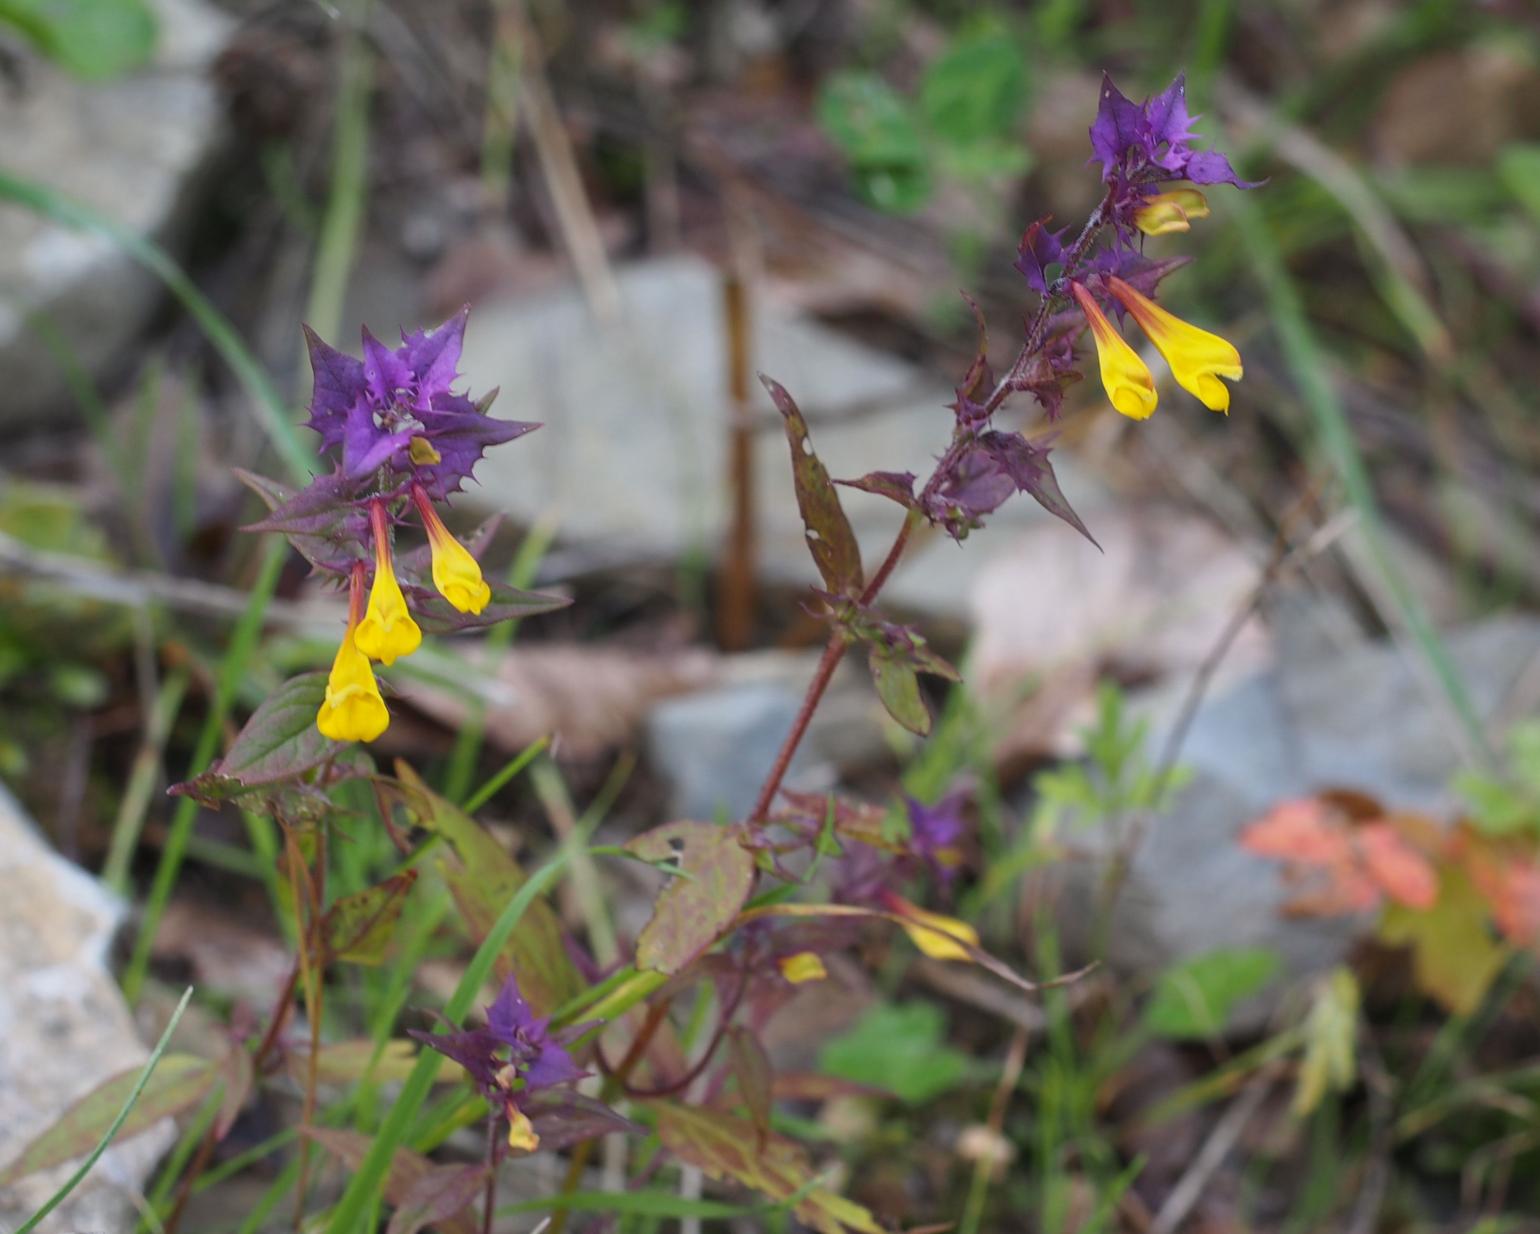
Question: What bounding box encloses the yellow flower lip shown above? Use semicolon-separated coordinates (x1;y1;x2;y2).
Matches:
1133;187;1210;236
413;485;492;615
886;894;980;962
1106;275;1242;414
353;502;423;666
316;627;390;743
1070;281;1158;421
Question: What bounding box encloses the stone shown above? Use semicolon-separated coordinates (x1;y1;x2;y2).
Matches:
0;0;234;425
1046;615;1540;1028
0;782;171;1233
454;254;1110;621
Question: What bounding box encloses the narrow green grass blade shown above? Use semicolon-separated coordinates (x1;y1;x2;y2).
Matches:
1232;196;1489;765
322;851;574;1234
0;171;312;482
14;987;194;1234
121;539;288;1001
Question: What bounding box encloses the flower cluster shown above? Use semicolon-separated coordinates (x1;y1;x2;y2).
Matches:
839;71;1256;546
241;309;556;744
411;976;587;1151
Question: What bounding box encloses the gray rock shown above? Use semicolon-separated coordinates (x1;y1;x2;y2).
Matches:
0;783;171;1233
1050;615;1540;1027
646;681;821;823
0;0;233;425
455;255;1109;620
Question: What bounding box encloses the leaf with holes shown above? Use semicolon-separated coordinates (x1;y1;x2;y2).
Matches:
627;821;756;974
651;1101;883;1234
0;1055;219;1184
386;764;582;1015
322;870;419;965
761;376;864;597
170;673;342;805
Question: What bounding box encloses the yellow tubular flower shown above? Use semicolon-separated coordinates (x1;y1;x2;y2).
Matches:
1107;275;1243;414
317;628;390;743
777;952;829;984
505;1102;540;1151
353;503;422;666
1070;282;1158;420
413;485;492;614
1132;187;1210;236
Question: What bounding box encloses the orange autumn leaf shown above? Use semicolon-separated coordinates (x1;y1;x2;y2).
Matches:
1356;822;1438;910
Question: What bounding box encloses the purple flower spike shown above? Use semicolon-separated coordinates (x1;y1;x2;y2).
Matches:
410;974;603;1152
905;790;970;883
1090;72;1261;249
303;308;539;494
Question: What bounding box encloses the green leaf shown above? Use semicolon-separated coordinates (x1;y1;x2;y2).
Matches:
627;821;756;974
817;1002;971;1105
1498;144;1540;226
919;30;1027;145
816;70;931;213
170;672;343;805
388;764;582;1015
1145;947;1281;1040
321;870;418;965
869;649;930;736
0;1054;217;1185
760;376;864;598
0;0;157;79
649;1101;883;1234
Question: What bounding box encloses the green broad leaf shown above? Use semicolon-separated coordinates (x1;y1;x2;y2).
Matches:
283;1039;454;1088
0;1054;217;1185
869;649;930;736
0;0;158;80
919;30;1027;146
649;1101;884;1234
761;376;864;598
816;69;931;213
388;764;582;1016
817;1002;972;1105
1145;947;1281;1040
169;672;343;805
627;821;756;975
321;870;419;965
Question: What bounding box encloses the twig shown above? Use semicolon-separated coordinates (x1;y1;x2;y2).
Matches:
1150;1071;1275;1234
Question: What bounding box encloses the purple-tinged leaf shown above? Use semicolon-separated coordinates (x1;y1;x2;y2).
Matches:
235;468;368;574
727;1027;774;1147
525;1091;640;1152
322;870;419;965
385;1163;490;1234
215;1046;254;1141
0;1055;219;1185
1014;218;1067;295
305;1129;480;1234
386;765;583;1015
949;292;995;424
761;375;864;598
170;673;343;806
980;431;1099;547
836;470;918;511
627;821;756;975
